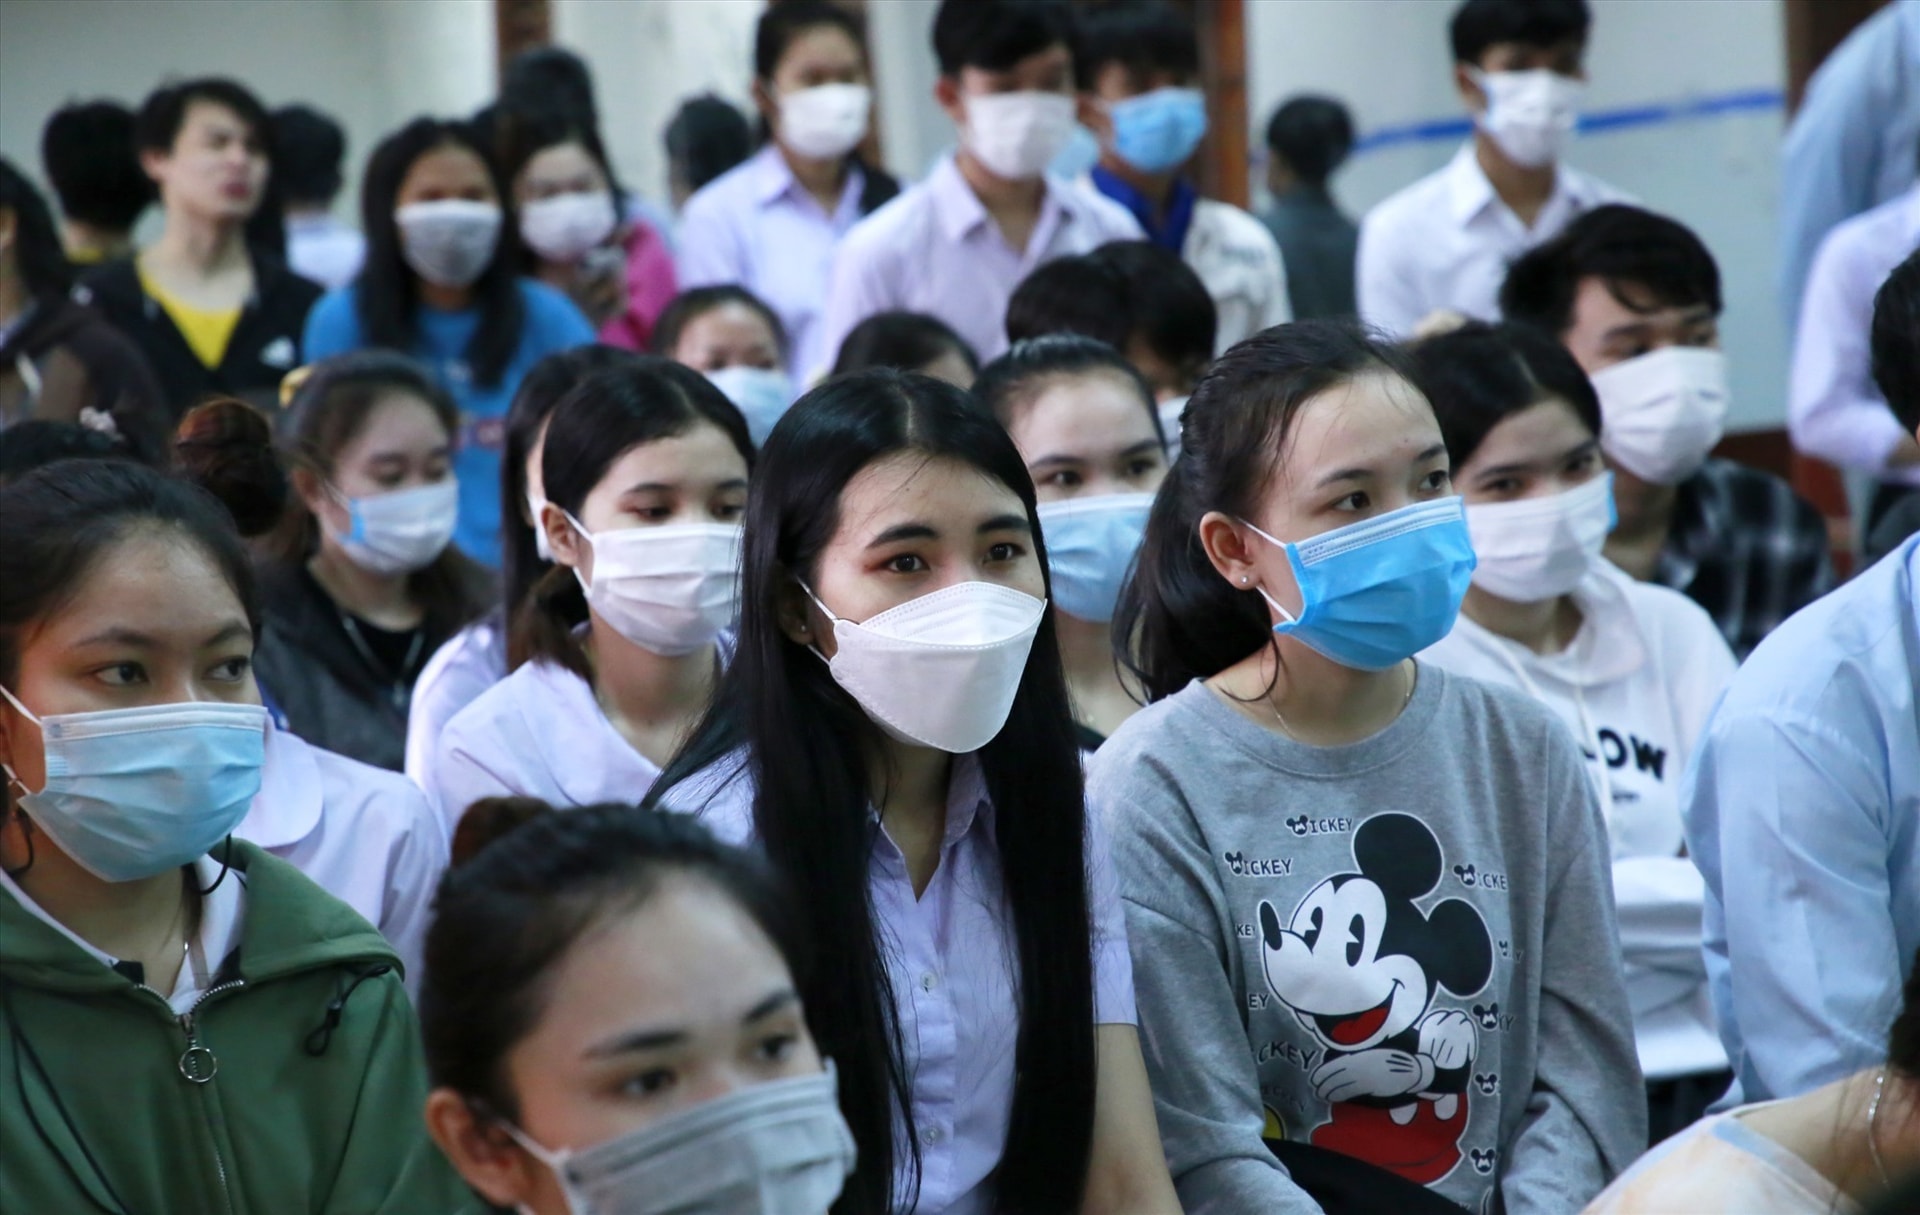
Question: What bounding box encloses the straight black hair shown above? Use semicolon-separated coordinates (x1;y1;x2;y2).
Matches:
1073;0;1200;89
0;422;132;485
1265;94;1355;186
751;0;901;217
493;107;628;233
664;96;755;196
270;104;347;206
39;100;152;231
650;285;790;362
134;77;271;159
1500;204;1722;337
1450;0;1591;65
500;46;600;130
0;159;75;303
1006;241;1217;392
831;312;979;379
1406;320;1602;468
1118;321;1422;701
420;797;809;1122
932;0;1076;76
518;358;755;679
651;369;1097;1215
1872;251;1920;436
357;117;525;389
974;333;1166;448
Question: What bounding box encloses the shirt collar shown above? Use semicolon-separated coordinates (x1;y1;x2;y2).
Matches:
1089;165;1196;252
749;143;801;206
865;751;994;854
1444;140;1599;225
928;154;993;242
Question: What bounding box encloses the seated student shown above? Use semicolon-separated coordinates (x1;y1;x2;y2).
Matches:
422;798;854;1214
651;284;793;444
1092;322;1643;1213
650;370;1178;1213
0;459;466;1212
678;0;902;382
0;160;169;464
1683;252;1920;1110
974;336;1167;748
273;104;366;290
816;0;1142;372
189;356;490;772
1261;93;1361;320
39;99;152;266
1078;0;1291;349
665;94;756;214
404;344;640;797
1358;0;1627;337
430;359;750;831
302;117;597;564
1409;322;1737;1141
1584;950;1920;1215
77;78;323;419
1501;204;1834;659
830;310;980;388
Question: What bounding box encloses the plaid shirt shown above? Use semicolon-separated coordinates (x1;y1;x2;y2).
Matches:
1653;458;1837;659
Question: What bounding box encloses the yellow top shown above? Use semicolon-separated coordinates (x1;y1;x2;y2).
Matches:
137;264;241;369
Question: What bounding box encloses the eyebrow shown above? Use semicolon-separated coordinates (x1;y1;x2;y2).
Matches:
1313;444;1447;490
1029;439;1163;470
866;514;1031;548
582;988;801;1060
1473;438;1599;481
71;621;252;650
1601;307;1715;339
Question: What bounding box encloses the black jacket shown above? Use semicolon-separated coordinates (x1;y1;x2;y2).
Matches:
75;253;322;420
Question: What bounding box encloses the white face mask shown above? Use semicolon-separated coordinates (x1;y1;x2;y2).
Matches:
395;199;502;288
568;516;743;656
1471;68;1583;169
1157;394;1189;462
1590;347;1730;485
502;1066;856;1215
707;365;795;446
1465;472;1615;603
519;190;619;263
963;91;1078;181
326;479;460;575
804;580;1045;753
779;82;872;161
528;490;553;562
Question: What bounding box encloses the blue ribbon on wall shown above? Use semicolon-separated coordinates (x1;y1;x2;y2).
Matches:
1353;87;1785;154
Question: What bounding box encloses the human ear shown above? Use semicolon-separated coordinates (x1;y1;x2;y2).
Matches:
774;570;828;654
543;503;586;572
1197;510;1262;588
934;75;966;127
1453;62;1486;113
423;1089;539;1211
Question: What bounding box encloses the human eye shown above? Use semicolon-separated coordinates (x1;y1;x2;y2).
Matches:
1331;491;1368;513
755;1032;800;1065
1420;469;1452;494
1041;469;1082;489
618;1068;677;1099
1126;457;1163;480
883;553;929;574
712;500;745;522
1481;476;1522;498
1567;449;1601;474
208;656;252;683
986;541;1027;563
95;661;147;687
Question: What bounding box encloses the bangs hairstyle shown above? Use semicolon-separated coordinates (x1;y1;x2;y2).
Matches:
1073;0;1200;89
1500;203;1722;336
649;285;790;362
494;106;625;217
1006;242;1217;389
1407;320;1601;468
932;0;1077;75
973;333;1166;448
651;369;1096;1214
358;118;525;389
831;312;979;380
1117;320;1422;701
134;77;271;158
517;357;754;679
1449;0;1591;65
1872;251;1920;436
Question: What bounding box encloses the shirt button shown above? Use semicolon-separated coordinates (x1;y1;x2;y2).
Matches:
921;1126;942;1147
920;972;939;993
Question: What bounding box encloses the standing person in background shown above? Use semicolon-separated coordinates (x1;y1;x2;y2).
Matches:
302;117;595;564
1358;0;1626;338
652;284;793;444
1262;94;1361;320
665;95;755;214
678;0;901;383
1501;205;1834;659
39;99;152;266
77;78;322;419
1077;0;1291;351
273;104;365;291
831;311;980;388
817;0;1142;370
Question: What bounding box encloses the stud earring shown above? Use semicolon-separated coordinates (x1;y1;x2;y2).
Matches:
1240;575;1250;585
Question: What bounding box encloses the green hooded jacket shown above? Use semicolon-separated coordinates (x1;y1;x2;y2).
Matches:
0;840;475;1213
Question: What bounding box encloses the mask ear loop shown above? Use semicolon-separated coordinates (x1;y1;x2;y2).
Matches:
793;579;843;665
0;686;41;879
1236;520;1303;625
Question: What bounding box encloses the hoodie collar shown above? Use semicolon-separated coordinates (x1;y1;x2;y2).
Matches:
1455;559;1648;689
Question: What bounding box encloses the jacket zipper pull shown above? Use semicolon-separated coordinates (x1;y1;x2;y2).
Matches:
178;1011;218;1084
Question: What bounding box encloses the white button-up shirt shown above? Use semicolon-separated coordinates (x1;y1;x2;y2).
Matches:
1357;143;1629;338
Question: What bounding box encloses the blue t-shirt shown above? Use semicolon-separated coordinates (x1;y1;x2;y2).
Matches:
300;280;596;564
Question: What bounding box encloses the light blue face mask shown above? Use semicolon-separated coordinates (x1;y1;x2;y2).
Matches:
707;366;796;447
1;685;267;882
1036;492;1155;623
1110;87;1209;174
1244;497;1477;671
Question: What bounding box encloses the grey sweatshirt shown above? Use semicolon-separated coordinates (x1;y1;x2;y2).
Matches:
1088;666;1644;1215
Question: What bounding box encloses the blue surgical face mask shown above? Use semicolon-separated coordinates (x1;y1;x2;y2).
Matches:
1;685;267;882
707;365;795;447
1244;497;1477;671
1109;87;1209;174
1036;492;1154;623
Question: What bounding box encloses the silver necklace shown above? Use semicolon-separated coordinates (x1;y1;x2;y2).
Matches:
1867;1066;1891;1193
1270;660;1415;739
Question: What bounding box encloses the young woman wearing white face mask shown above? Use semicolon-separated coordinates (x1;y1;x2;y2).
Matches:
302;117;596;566
429;358;752;832
974;335;1169;747
1409;322;1737;1143
0;459;468;1212
651;370;1178;1215
677;0;901;382
1091;322;1645;1214
653;285;796;446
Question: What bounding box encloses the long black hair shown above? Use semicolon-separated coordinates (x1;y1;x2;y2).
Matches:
751;0;899;216
651;369;1096;1214
356;118;525;389
1116;321;1423;701
0;159;74;303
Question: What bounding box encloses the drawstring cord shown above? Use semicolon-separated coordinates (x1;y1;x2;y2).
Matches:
304;962;394;1056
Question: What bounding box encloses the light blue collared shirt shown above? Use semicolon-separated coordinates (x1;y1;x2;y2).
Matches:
1682;534;1920;1105
675;144;867;382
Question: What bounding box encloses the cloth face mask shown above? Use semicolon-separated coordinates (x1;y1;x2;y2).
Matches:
520;190;619;263
1035;493;1155;623
569;517;743;656
1247;496;1477;671
395;199;502;288
1;686;267;882
504;1065;857;1215
779;83;872;161
1108;87;1209;174
804;580;1046;753
1472;68;1584;169
964;91;1078;181
706;366;796;447
1589;347;1730;486
1464;472;1615;602
328;479;460;576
